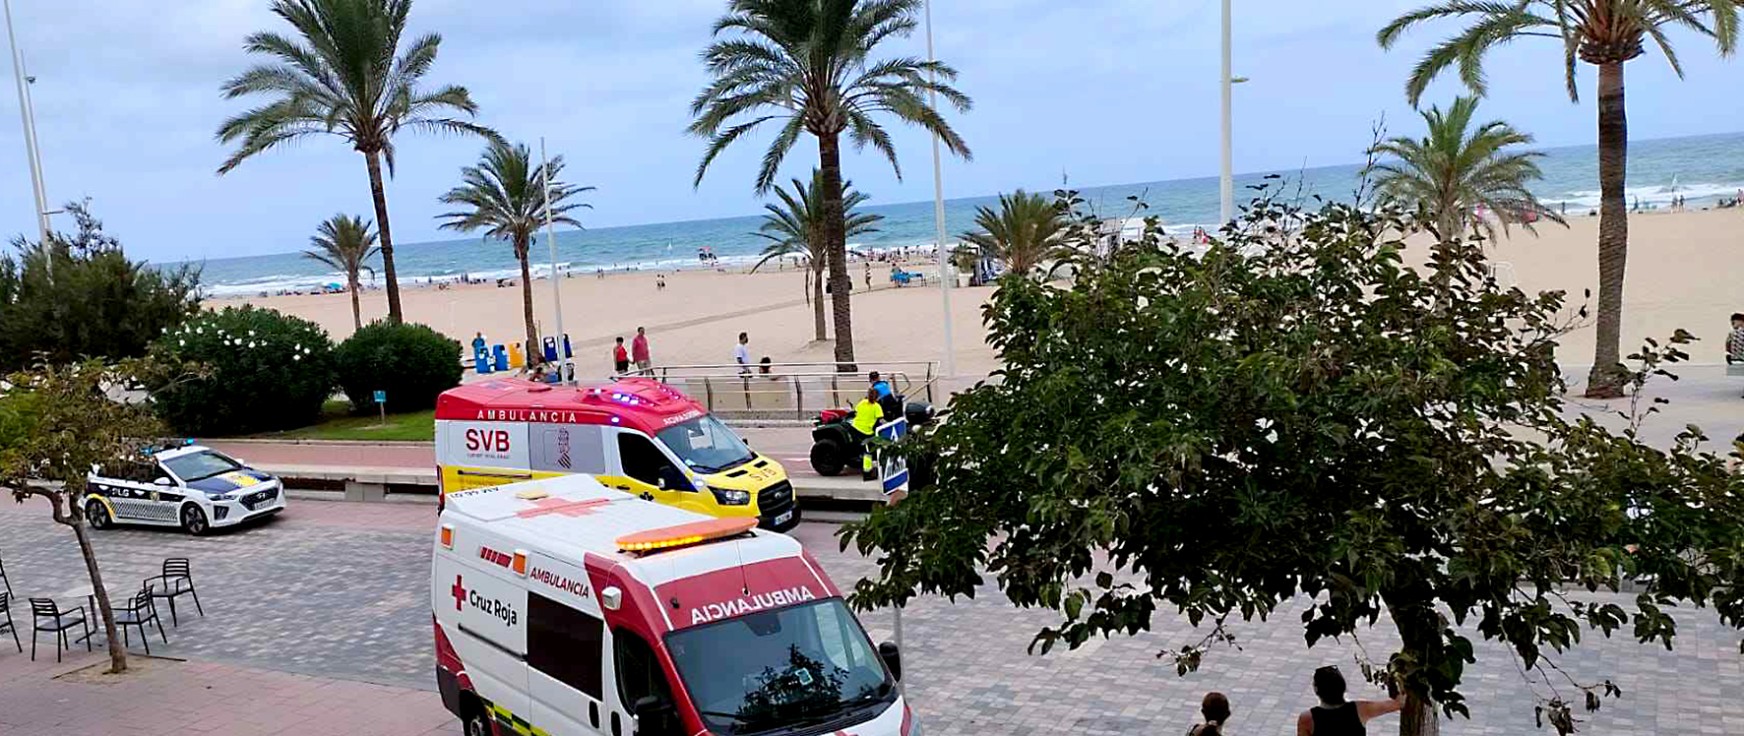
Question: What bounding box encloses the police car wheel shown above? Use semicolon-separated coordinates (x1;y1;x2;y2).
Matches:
86;500;112;530
181;505;210;536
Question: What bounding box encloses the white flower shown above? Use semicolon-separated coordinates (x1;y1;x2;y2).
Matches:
292;354;301;361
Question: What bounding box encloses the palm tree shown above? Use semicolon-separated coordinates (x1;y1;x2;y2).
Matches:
302;214;380;331
216;0;499;324
691;0;972;369
960;190;1066;276
437;140;593;363
1365;96;1563;242
1378;1;1739;399
750;170;884;341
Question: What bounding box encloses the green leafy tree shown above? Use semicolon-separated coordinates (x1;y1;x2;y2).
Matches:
0;359;178;675
691;0;972;369
750;170;883;341
303;214;380;332
335;320;462;413
1366;96;1562;241
216;0;499;324
1377;1;1740;398
437;140;593;362
0;201;201;372
148;306;337;435
959;189;1065;275
841;190;1744;736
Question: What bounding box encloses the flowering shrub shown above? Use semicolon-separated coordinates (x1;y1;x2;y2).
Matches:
148;305;335;435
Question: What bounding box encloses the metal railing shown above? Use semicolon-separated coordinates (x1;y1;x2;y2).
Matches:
622;361;938;421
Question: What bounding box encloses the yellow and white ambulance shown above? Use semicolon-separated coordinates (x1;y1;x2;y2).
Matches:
434;378;797;530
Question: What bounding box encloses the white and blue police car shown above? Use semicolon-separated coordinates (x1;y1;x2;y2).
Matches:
84;443;286;535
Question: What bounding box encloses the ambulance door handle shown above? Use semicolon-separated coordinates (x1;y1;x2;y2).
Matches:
612;484;631;491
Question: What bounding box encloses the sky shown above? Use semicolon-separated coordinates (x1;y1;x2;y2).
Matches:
3;0;1743;263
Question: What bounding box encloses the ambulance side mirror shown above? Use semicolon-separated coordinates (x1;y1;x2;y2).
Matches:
633;696;675;735
153;477;174;487
878;642;902;681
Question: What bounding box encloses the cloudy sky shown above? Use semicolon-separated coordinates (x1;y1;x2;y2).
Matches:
4;0;1741;263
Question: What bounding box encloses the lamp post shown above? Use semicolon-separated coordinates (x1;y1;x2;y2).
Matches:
925;0;954;379
4;0;49;243
1219;0;1233;225
540;138;569;381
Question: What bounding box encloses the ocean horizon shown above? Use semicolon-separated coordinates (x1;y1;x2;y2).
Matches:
178;130;1744;297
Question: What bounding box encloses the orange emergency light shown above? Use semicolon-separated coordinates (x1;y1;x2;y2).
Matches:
439;523;454;549
615;517;757;553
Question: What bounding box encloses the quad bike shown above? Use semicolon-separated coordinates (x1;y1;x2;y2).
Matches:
809;395;935;478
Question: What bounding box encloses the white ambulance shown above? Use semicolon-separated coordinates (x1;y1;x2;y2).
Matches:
433;474;917;736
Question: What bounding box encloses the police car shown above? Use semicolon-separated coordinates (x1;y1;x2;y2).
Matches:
85;443;286;535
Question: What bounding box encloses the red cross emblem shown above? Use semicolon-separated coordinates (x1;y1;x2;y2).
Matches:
516;496;612;519
450;575;466;611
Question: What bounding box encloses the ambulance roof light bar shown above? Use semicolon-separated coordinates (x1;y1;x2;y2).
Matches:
616;517;757;554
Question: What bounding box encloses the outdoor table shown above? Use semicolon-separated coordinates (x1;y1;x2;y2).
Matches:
57;583;123;644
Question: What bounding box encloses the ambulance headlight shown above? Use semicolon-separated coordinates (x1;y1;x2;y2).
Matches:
708;486;751;506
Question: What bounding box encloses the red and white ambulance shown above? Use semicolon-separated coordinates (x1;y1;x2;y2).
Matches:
433;474;916;736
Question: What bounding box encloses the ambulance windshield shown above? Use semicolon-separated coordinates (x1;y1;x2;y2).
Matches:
656;415;755;474
666;598;894;735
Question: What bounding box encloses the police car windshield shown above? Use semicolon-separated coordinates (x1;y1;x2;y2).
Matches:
667;598;893;736
162;451;243;482
655;415;754;474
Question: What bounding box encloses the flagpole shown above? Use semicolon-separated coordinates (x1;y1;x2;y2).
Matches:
540;138;568;381
925;0;953;379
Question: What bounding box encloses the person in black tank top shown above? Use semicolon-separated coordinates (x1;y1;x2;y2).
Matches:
1295;666;1404;736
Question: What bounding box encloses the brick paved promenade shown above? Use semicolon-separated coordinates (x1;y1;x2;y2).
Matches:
1;496;1741;734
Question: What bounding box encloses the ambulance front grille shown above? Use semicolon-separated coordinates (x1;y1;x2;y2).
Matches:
757;481;795;525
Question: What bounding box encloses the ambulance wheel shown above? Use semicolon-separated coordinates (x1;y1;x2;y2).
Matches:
86;500;112;530
180;505;210;536
461;705;492;736
810;439;846;477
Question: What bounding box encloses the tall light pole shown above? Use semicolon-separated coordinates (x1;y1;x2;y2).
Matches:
539;138;568;381
1219;0;1234;225
4;0;49;243
925;0;954;379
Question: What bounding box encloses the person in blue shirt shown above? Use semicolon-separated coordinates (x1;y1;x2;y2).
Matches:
868;371;901;419
471;332;487;356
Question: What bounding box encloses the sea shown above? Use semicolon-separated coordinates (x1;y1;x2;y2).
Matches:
183;131;1744;297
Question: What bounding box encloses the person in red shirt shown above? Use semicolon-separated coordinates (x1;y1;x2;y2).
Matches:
612;337;630;374
632;326;652;371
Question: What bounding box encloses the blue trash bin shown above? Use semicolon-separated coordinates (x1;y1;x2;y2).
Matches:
474;353;492;374
542;336;558;363
562;335;573;359
492;344;508;372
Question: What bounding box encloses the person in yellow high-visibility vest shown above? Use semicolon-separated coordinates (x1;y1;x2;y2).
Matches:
852;387;884;480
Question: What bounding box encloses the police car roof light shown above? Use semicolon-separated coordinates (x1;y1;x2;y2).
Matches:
615;517;757;554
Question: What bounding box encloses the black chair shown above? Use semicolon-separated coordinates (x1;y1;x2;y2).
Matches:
28;597;89;662
112;588;168;655
0;592;20;653
0;556;12;599
144;558;202;626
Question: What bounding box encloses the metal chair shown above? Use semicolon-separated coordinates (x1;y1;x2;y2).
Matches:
0;592;20;653
112;587;168;655
0;556;12;599
144;557;203;626
28;597;89;662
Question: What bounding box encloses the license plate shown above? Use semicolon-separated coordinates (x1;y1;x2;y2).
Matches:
774;510;793;526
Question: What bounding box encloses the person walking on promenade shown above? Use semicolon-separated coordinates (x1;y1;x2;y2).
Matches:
632;327;652;372
1187;692;1231;736
1296;666;1402;736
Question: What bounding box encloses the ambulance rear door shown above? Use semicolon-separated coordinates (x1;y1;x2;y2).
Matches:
523;550;611;735
434;528;531;725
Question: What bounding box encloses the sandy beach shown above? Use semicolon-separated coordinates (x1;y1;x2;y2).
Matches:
211;207;1744;384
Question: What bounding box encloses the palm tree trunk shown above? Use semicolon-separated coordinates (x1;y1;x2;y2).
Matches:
1584;62;1628;399
818;135;855;371
363;151;403;324
813;261;828;342
348;275;363;332
517;242;539;366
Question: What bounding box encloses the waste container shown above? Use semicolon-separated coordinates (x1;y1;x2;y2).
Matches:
542;336;559;363
474;352;492;374
562;334;573;359
509;343;525;369
492;345;508;372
